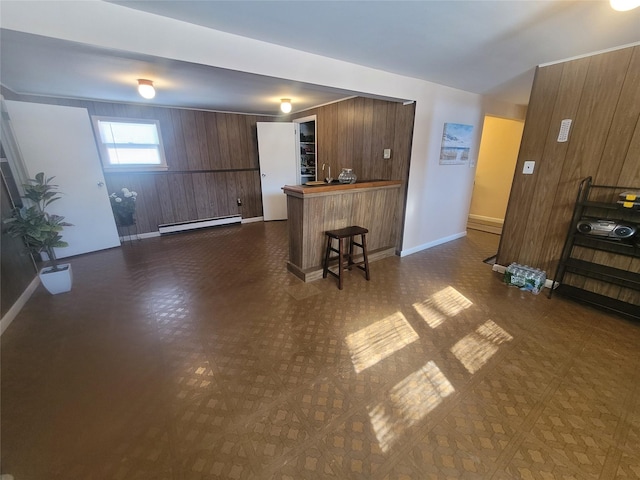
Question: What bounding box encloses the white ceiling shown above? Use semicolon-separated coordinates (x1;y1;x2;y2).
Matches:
1;1;639;115
0;29;361;116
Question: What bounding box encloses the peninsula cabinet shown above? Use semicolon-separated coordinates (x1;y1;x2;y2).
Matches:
283;180;403;282
550;177;640;321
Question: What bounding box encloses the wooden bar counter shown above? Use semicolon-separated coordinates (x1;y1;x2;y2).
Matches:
283;180;403;282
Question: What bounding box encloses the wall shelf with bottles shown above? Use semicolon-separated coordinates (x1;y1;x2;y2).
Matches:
300;141;315;179
295;115;317;183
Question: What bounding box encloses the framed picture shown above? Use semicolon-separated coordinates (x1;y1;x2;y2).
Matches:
439;123;474;165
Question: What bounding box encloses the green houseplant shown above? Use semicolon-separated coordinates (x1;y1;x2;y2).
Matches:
4;172;74;294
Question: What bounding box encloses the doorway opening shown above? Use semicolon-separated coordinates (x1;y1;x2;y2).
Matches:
468;115;524;236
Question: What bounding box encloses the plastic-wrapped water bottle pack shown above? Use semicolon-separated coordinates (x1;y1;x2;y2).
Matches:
504;263;546;295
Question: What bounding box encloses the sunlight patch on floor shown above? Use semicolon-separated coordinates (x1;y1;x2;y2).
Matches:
413;286;473;328
450;319;513;374
345;311;419;374
367;361;455;453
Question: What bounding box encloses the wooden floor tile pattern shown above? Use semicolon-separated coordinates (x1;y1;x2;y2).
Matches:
2;222;640;479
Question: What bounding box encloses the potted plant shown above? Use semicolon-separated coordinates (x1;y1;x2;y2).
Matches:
3;172;73;294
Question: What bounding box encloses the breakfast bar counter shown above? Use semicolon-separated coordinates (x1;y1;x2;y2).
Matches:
283;180;403;282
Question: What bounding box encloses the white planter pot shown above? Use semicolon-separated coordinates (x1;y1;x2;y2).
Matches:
39;263;73;295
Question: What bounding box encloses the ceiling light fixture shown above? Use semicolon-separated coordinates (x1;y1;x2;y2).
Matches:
610;0;640;10
280;98;292;113
137;79;155;99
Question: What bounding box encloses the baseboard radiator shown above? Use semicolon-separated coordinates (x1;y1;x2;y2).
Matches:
158;215;242;235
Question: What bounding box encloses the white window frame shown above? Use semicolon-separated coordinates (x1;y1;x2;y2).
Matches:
92;116;168;172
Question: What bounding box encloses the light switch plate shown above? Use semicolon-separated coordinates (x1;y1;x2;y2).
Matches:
523;161;535;175
383;148;391;159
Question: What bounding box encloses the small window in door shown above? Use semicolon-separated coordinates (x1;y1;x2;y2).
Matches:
92;117;168;172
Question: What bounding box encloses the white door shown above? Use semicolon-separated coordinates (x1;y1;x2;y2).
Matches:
257;122;298;221
5;101;121;258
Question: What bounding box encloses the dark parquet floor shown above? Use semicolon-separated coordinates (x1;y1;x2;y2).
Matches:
2;222;639;479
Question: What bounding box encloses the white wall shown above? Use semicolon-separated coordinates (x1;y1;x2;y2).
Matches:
1;0;527;255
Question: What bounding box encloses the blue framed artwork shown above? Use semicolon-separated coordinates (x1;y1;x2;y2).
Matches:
439;123;474;165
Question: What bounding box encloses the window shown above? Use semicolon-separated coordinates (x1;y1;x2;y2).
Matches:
92;117;167;171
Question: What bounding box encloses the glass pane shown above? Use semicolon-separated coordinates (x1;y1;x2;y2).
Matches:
99;122;159;145
107;147;161;165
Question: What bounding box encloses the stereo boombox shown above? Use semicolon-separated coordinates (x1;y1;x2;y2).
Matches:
576;219;637;239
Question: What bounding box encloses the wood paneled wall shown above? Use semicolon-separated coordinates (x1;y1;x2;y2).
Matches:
497;45;640;303
294;97;415;250
78;103;269;234
0;89;272;234
294;97;415;185
1;89;415;239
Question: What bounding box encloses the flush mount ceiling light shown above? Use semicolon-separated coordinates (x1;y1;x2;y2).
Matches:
137;79;155;99
280;98;292;113
610;0;640;10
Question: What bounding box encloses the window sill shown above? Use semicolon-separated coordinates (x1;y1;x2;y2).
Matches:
103;165;169;173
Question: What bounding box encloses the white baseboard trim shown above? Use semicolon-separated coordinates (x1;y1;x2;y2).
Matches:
492;263;557;290
242;216;264;224
1;276;39;336
400;231;467;257
491;263;507;274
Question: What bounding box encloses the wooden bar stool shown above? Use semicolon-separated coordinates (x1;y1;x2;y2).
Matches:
323;226;370;290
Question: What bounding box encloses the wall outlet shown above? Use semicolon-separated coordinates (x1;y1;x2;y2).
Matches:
237;198;242;206
523;161;535;175
383;148;391;159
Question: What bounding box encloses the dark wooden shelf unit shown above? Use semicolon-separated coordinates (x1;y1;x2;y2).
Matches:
553;285;640;321
562;258;640;290
549;177;640;321
572;235;640;257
